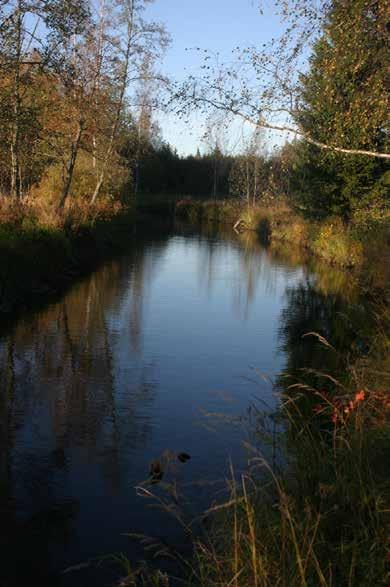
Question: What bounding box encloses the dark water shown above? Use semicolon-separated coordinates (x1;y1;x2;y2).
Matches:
0;222;373;586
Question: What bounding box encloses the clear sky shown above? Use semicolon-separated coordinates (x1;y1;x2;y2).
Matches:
144;0;287;155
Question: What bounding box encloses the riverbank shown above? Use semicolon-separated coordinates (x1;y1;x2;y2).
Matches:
173;198;389;274
4;191;384;314
119;295;390;586
0;198;135;316
1;202;388;586
187;330;390;586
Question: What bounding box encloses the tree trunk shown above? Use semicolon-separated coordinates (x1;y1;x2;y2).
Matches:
10;2;22;199
134;110;143;196
92;0;106;172
246;159;250;207
253;159;258;207
91;0;135;205
10;128;20;199
134;161;140;195
58;121;84;209
213;154;218;201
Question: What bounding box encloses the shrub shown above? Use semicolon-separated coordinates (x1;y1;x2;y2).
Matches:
312;218;363;267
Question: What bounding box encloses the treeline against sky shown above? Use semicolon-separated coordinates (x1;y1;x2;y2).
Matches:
0;0;168;211
0;0;388;227
153;0;388;223
137;141;293;206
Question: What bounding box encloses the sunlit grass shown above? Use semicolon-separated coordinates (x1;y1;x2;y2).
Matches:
0;195;134;313
116;316;389;586
170;197;390;270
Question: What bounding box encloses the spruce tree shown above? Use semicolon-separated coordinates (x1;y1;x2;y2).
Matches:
293;0;390;218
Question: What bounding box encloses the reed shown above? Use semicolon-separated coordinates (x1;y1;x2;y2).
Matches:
118;313;389;586
171;197;390;269
0;195;134;314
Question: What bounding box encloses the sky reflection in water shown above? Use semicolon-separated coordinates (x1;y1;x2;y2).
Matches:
0;223;362;586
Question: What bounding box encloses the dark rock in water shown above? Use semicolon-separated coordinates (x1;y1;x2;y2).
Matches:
177;452;191;463
149;460;164;483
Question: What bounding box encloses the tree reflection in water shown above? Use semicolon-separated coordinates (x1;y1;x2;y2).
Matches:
0;228;170;585
0;221;384;586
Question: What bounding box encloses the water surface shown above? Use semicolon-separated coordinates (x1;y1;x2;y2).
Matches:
0;222;368;585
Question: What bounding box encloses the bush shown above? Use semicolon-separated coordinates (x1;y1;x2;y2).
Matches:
0;194;131;313
312;218;363;267
31;152;131;206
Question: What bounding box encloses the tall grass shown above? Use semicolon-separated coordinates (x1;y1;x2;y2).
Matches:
171;197;390;270
0;195;134;313
118;310;389;586
0;194;125;233
174;198;242;225
187;388;388;586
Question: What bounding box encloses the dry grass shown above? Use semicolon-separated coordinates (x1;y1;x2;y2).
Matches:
29;152;130;205
175;198;242;224
0;192;132;313
185;394;388;586
0;194;125;235
173;197;389;269
116;317;389;587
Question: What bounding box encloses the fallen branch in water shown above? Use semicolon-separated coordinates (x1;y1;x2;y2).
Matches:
233;218;245;232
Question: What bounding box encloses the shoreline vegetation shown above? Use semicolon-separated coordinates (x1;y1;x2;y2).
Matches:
1;193;389;316
141;195;389;276
118;292;390;587
0;197;135;315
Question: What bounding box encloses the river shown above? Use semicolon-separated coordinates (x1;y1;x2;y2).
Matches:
0;220;373;586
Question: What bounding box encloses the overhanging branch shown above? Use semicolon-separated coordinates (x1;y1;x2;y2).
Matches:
190;95;390;160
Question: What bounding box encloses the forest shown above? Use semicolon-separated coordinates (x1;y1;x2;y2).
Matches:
0;1;388;221
0;0;169;210
0;1;389;586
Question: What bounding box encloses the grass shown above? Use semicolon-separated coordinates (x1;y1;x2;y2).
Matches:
137;194;242;226
116;303;389;586
174;198;241;225
188;390;389;585
165;196;390;270
0;195;135;314
220;201;364;268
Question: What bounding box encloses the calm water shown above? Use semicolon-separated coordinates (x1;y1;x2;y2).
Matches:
0;222;369;585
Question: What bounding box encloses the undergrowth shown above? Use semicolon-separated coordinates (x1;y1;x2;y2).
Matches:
117;305;389;586
0;196;134;313
171;197;390;269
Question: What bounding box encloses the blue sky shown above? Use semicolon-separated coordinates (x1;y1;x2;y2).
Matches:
144;0;287;155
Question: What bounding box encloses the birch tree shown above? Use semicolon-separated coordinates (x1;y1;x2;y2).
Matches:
173;0;390;161
57;28;108;209
230;127;268;207
0;0;90;198
90;0;169;204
